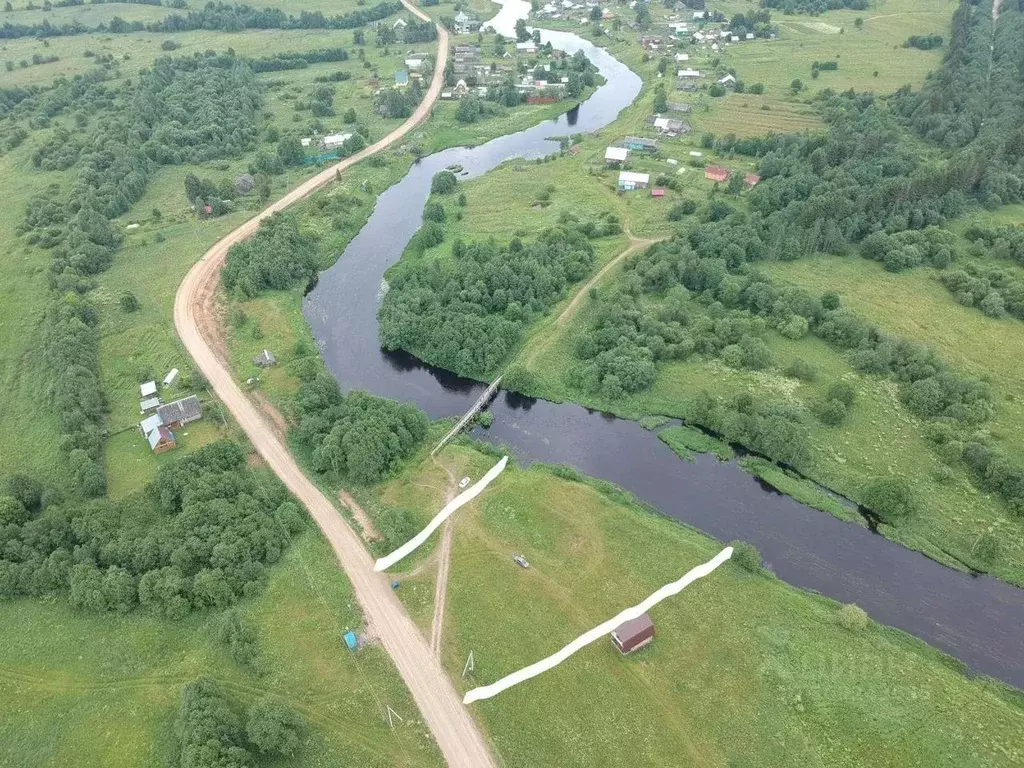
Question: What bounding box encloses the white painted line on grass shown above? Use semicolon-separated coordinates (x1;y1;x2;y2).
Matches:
374;456;509;572
463;546;733;704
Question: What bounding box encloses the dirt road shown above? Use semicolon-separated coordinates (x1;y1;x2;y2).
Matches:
173;10;498;767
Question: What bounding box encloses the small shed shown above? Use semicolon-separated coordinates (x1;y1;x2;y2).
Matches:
605;146;628;164
705;166;730;183
611;613;655;654
253;349;277;368
343;631;358;650
140;380;158;398
148;425;176;454
651;188;666;198
157;395;202;429
677;68;701;79
163;368;180;387
617;171;650;191
140;397;161;413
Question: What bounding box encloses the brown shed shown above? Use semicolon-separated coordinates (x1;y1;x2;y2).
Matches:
611;613;655;654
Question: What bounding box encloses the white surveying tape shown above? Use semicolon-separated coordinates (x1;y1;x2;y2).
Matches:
374;456;509;571
463;546;733;704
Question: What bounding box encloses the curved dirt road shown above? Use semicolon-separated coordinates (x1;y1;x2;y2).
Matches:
173;10;497;768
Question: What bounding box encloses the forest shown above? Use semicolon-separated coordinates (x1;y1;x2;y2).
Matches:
758;0;868;14
292;373;429;486
379;224;597;378
222;212;319;297
0;442;305;617
0;0;403;39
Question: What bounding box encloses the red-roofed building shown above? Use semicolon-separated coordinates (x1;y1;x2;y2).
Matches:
745;172;762;187
651;188;666;198
704;166;729;183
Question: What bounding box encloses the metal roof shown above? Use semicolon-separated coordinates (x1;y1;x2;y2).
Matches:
157;395;202;425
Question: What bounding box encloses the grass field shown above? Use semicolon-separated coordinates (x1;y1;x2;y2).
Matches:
371;444;1024;768
0;529;443;768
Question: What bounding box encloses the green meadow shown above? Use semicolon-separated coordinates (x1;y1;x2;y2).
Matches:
0;529;443;768
375;444;1024;768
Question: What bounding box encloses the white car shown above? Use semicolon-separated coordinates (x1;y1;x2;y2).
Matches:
459;476;470;489
513;554;530;569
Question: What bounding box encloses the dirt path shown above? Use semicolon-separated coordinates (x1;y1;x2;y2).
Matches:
173;8;498;766
429;457;458;658
523;230;666;369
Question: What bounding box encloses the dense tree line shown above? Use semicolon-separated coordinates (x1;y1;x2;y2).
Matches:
176;678;304;768
293;374;429;485
41;296;108;497
0;442;306;615
939;261;1024;319
758;0;867;14
893;0;1024;207
379;228;595;378
222;212;318;298
0;1;402;39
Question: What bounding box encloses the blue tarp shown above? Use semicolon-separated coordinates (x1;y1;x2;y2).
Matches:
343;631;357;650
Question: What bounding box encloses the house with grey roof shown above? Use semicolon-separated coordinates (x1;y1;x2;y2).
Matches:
157;395;203;429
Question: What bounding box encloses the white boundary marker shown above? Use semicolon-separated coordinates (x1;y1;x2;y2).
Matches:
463;546;733;704
374;456;509;571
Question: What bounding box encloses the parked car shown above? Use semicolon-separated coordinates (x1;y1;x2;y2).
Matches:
513;554;530;569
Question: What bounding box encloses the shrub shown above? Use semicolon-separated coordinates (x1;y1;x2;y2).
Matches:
375;507;418;551
430;170;457;194
423;201;446;222
971;531;1001;563
826;380;856;407
815;398;848;426
784;358;817;381
119;291;140;312
667;199;697;220
836;603;869;632
729;540;761;572
246;697;304;757
861;477;915;522
219;610;259;668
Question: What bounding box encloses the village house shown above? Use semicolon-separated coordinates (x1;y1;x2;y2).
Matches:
405;57;424;70
650;116;691;135
746;32;755;40
453;79;470;98
321;132;352;150
624;135;658;152
605;146;628;165
692;10;706;20
718;73;737;86
516;41;538;54
668;102;691;113
678;68;701;79
140;380;158;399
453;10;480;34
705;166;730;183
148;425;176;454
617;171;650;191
392;17;407;30
157;395;203;430
674;52;690;62
140;396;161;413
394;70;409;87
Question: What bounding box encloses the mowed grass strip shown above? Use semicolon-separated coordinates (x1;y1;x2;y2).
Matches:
378;447;1024;768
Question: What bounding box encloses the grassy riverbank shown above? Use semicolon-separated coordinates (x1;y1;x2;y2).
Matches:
371;442;1024;768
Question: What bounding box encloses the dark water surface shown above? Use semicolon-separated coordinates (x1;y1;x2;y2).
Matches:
304;33;1024;688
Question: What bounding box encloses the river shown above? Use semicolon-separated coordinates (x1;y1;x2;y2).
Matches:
303;2;1024;688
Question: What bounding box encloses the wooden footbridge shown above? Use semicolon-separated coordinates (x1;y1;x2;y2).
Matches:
431;376;502;456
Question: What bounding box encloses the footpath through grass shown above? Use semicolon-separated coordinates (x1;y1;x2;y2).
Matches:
0;530;442;768
379;445;1024;768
